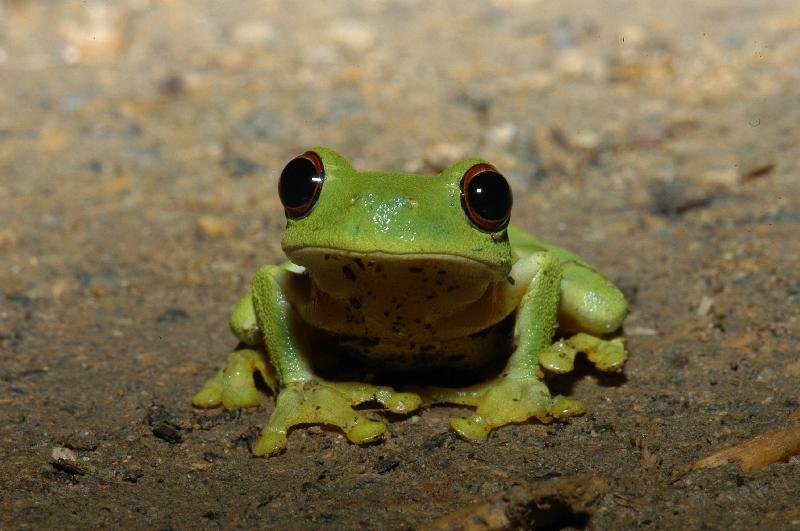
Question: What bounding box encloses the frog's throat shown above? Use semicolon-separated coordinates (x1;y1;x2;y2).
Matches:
283;247;513;340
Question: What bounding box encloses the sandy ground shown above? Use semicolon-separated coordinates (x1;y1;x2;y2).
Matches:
1;1;799;528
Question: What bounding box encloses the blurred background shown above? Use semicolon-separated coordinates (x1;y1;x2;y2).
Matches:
1;1;798;528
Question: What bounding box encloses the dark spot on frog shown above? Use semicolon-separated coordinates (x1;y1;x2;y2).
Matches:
349;298;362;310
353;258;365;270
324;254;331;261
342;265;356;281
507;276;515;285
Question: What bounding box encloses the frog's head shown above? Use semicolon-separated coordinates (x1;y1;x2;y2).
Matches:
278;147;514;302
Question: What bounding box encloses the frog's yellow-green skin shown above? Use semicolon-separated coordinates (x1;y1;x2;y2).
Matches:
193;147;628;456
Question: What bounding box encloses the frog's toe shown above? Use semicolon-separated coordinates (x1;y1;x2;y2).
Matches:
450;414;491;441
547;395;586;418
539;340;578;374
374;389;422;414
252;430;287;457
192;369;224;408
345;417;388;444
586;337;627;372
192;348;275;411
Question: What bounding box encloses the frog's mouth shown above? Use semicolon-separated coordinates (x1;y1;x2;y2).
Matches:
286;247;503;308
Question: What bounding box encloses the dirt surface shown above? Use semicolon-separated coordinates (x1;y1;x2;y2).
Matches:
1;1;799;529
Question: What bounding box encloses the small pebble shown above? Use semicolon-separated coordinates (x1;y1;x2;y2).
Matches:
197;216;234;238
152;423;182;444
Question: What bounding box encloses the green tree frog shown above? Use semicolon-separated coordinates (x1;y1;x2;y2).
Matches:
193;148;628;456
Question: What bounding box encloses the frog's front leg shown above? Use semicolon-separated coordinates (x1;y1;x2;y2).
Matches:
247;265;421;456
539;259;629;374
424;252;585;441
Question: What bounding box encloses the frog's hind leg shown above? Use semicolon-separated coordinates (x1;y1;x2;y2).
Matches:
539;333;627;374
192;346;276;409
557;261;628;336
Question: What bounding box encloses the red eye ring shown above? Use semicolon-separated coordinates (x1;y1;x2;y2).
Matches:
460;163;513;232
278;151;325;219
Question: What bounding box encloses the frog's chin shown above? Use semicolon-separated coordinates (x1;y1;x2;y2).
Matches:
285;247;506;307
286;247;503;280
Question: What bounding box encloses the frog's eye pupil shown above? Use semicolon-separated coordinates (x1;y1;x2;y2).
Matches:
460;163;512;232
279;151;325;218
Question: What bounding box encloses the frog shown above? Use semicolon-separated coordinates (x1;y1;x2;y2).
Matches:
192;147;629;456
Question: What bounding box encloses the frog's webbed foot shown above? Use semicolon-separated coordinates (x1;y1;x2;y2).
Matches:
421;377;585;441
192;348;276;409
539;333;627;374
253;380;422;456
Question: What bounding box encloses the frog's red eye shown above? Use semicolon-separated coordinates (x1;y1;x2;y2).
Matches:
460;163;512;232
278;151;325;219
